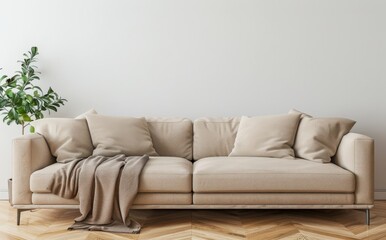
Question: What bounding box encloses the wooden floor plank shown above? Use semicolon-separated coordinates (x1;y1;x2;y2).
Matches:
1;201;385;239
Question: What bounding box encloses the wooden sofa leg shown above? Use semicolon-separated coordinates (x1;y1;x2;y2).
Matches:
366;209;371;225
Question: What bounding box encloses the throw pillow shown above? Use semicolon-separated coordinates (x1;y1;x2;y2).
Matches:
289;109;356;163
32;117;94;163
75;108;97;119
146;117;193;159
86;114;158;157
229;114;301;158
193;117;241;160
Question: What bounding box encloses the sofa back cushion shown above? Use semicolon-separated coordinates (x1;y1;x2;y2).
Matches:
229;114;301;158
32;110;97;163
32;118;93;163
146;117;193;160
289;109;356;163
86;114;158;157
193;117;241;160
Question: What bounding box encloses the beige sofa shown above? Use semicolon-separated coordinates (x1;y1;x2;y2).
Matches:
11;117;374;225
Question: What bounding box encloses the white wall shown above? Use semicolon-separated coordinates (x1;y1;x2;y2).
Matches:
1;0;385;199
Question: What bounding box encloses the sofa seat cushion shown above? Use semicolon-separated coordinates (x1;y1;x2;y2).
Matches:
31;156;192;193
193;157;355;193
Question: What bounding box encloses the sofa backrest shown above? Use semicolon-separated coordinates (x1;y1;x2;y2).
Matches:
146;117;193;160
193;117;241;160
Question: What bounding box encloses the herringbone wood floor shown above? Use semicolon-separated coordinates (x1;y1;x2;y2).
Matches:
1;201;386;240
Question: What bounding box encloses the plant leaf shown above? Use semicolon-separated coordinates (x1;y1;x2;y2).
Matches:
22;114;31;121
5;89;14;99
0;46;66;128
31;47;38;57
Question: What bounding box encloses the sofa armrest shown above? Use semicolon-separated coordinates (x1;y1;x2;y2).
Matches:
12;133;54;205
334;133;374;205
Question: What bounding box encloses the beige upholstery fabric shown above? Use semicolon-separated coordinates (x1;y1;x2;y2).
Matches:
75;109;97;119
15;203;372;210
289;109;312;118
334;133;374;205
193;117;240;160
31;192;353;206
12;134;54;205
229;114;301;158
290;109;356;163
30;163;63;193
139;157;192;192
32;193;192;205
86;114;158;157
32;118;93;163
193;193;354;205
146;117;193;159
33;193;79;205
193;157;355;193
31;156;192;193
134;193;192;205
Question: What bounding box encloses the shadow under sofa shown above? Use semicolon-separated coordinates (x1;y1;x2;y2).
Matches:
11;117;374;225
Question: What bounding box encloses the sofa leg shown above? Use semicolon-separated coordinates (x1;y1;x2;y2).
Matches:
17;209;21;225
365;209;371;225
17;209;30;226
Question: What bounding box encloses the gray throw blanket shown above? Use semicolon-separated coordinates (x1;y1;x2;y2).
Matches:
49;154;149;233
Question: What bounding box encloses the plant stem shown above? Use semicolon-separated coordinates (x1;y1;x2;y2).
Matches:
21;122;24;135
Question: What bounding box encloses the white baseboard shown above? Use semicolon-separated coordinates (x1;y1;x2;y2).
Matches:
375;191;386;200
1;189;385;201
0;190;8;200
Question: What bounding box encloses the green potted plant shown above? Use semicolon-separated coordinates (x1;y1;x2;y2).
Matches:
1;47;66;205
0;47;66;135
